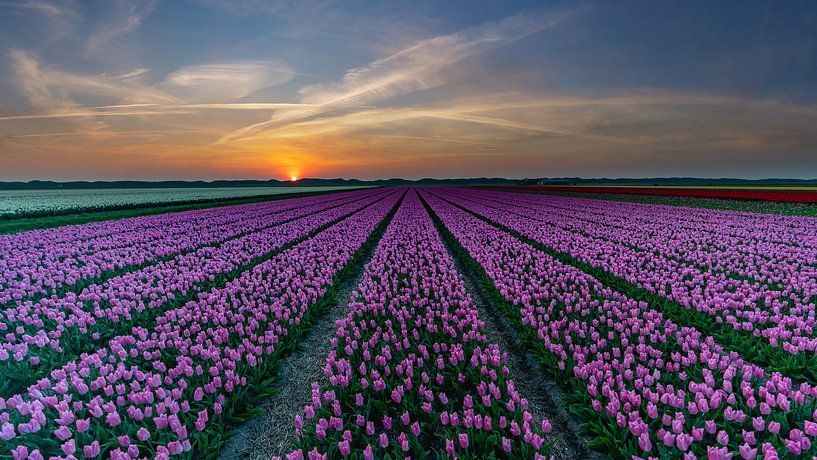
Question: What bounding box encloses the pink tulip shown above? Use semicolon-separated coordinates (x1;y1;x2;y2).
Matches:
83;441;101;458
61;439;76;456
338;440;350;457
638;432;652;452
137;427;151;441
0;422;15;441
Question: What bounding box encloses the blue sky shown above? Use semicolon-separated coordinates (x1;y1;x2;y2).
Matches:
1;0;816;180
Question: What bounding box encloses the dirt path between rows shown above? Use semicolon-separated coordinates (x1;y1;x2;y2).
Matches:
438;228;605;460
217;243;375;460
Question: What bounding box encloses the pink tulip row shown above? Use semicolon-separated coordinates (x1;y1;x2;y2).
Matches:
435;188;817;359
459;188;817;305
457;188;817;295
421;189;817;459
0;190;403;459
0;189;376;305
486;189;817;246
450;187;817;300
0;190;395;390
285;190;553;459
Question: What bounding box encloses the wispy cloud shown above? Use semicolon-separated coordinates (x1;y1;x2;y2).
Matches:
85;0;158;55
214;10;575;144
7;49;73;112
0;103;320;121
0;110;190;121
0;1;62;16
8;49;180;112
159;60;294;102
1;129;208;139
5;51;303;118
223;98;647;145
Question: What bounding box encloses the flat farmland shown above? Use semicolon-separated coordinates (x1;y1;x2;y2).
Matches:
2;187;817;459
486;185;817;203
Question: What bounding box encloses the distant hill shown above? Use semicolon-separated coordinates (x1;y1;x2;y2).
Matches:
0;177;519;190
1;177;816;190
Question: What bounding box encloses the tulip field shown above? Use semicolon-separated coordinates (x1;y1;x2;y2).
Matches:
2;187;817;459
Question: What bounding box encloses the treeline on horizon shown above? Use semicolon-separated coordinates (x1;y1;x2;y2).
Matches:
2;177;817;190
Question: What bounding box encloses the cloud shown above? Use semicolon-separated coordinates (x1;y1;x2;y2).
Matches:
7;49;73;112
1;129;208;139
6;51;298;115
217;89;817;165
2;51;301;148
298;14;560;107
85;0;158;55
8;49;179;110
159;60;294;102
0;103;318;121
221;98;646;145
115;68;151;79
1;1;62;16
214;10;575;144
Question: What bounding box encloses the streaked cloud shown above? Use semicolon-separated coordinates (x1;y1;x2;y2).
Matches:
8;49;179;111
159;60;294;102
85;0;158;55
1;1;62;16
215;10;574;144
1;129;208;139
5;51;300;115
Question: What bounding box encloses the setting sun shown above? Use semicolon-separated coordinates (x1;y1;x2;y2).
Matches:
290;176;298;181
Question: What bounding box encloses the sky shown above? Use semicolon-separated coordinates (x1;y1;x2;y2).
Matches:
1;0;816;181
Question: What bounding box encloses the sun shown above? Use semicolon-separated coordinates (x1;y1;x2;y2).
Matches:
290;176;298;181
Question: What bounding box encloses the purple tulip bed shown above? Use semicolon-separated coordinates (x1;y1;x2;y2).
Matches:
420;188;817;459
2;186;817;459
0;188;402;458
430;188;817;382
0;188;377;306
285;190;554;459
0;189;395;395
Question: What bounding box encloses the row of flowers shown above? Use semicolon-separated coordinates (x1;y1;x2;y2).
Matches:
0;190;394;395
0;190;402;459
436;188;817;377
284;190;554;459
421;189;817;459
0;189;374;306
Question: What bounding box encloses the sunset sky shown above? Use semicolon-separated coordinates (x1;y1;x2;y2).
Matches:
1;0;816;181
